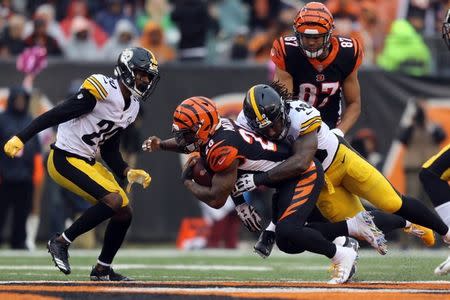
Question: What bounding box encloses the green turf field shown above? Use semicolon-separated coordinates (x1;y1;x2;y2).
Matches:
0;247;449;282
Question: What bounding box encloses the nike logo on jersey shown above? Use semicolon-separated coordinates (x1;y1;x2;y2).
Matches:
306;111;312;115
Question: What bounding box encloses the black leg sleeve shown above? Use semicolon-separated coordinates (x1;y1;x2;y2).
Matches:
419;168;450;207
306;221;349;241
64;201;115;242
371;210;406;233
395;196;448;236
98;207;132;264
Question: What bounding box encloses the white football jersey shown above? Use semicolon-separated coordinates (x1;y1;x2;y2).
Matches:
55;74;140;159
236;100;339;170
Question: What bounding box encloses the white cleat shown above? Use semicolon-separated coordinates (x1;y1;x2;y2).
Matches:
328;246;358;284
348;211;387;255
435;256;450;275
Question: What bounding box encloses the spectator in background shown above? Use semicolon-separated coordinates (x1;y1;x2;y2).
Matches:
244;0;282;33
398;100;446;201
101;19;137;61
95;0;129;36
139;21;175;63
24;17;62;56
377;19;432;76
0;14;26;58
0;86;43;249
230;29;250;60
60;0;108;48
171;0;215;61
23;4;66;48
350;128;384;171
63;16;98;61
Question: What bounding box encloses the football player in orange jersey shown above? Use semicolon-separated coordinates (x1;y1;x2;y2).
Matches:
143;96;390;284
271;1;362;136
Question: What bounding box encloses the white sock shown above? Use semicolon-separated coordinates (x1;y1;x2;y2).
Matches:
266;222;276;232
404;220;412;228
333;236;347;246
97;260;111;267
61;232;72;244
26;214;39;250
346;217;358;237
436;202;450;228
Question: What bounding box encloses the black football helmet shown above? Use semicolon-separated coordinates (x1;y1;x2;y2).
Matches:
243;84;289;141
114;47;160;101
443;9;450;50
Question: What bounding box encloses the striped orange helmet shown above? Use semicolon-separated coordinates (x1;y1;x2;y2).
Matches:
172;96;220;153
293;2;334;58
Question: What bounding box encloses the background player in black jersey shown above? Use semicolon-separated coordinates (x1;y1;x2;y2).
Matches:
142;96;389;284
3;47;157;280
423;10;450;275
234;84;450;260
271;1;362;136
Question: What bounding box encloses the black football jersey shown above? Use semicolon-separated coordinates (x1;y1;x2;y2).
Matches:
271;35;363;128
200;118;291;173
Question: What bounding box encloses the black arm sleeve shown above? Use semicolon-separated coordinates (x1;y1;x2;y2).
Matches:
100;129;129;180
17;89;97;143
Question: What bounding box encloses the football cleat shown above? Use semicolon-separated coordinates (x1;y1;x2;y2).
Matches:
434;256;450;275
254;230;276;259
348;211;387;255
404;223;435;247
90;266;133;281
328;246;358;284
47;233;71;275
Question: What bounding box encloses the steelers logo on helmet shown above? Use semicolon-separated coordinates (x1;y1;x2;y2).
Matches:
114;47;160;101
172;97;221;153
293;2;335;58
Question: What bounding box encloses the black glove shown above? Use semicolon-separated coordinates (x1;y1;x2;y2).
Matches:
235;203;262;232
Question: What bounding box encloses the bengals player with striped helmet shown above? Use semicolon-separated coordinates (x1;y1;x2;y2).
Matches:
271;2;363;135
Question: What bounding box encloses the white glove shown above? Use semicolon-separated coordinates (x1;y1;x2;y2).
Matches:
235;203;262;232
232;173;257;197
331;128;344;137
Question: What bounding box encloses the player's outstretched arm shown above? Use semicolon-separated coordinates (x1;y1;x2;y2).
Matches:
142;136;186;153
4;89;96;158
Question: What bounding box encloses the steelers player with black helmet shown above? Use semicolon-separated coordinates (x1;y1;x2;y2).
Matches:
235;84;450;262
3;47;158;281
421;9;450;276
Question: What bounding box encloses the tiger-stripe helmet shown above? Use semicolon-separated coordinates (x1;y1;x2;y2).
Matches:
172;97;220;153
293;2;335;58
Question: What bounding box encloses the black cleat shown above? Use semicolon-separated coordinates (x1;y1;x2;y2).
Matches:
254;230;276;259
47;233;71;275
90;266;133;281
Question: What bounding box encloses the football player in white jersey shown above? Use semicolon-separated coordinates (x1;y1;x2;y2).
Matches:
3;47;158;281
234;84;450;258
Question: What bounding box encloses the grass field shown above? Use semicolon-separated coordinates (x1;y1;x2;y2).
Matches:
1;247;450;299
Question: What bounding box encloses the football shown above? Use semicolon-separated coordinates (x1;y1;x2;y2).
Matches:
192;158;213;186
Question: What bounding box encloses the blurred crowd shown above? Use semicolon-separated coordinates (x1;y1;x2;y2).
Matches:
0;0;449;71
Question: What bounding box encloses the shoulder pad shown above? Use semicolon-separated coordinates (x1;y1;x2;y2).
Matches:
81;74;110;101
335;36;364;73
291;102;322;135
271;37;290;71
206;140;240;173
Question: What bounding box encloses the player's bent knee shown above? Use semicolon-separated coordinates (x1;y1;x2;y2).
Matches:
275;222;306;254
383;197;403;214
101;192;123;211
113;205;133;222
419;168;436;185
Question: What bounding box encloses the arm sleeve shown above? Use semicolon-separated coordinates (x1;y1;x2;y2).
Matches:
17;89;97;143
100;129;129;180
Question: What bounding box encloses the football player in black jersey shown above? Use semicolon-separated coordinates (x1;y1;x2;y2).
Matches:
270;1;362;136
142;96;389;284
424;10;450;275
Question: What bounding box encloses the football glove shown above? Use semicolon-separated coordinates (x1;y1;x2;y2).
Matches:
232;173;257;197
126;169;151;193
331;128;344;137
235;203;262;232
4;136;24;158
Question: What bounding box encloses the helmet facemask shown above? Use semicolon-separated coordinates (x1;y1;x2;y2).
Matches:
172;125;201;153
295;28;332;58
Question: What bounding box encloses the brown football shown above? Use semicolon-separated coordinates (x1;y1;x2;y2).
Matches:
192;158;213;186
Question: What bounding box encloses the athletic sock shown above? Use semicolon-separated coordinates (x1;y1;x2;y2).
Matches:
370;210;407;233
64;202;115;242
